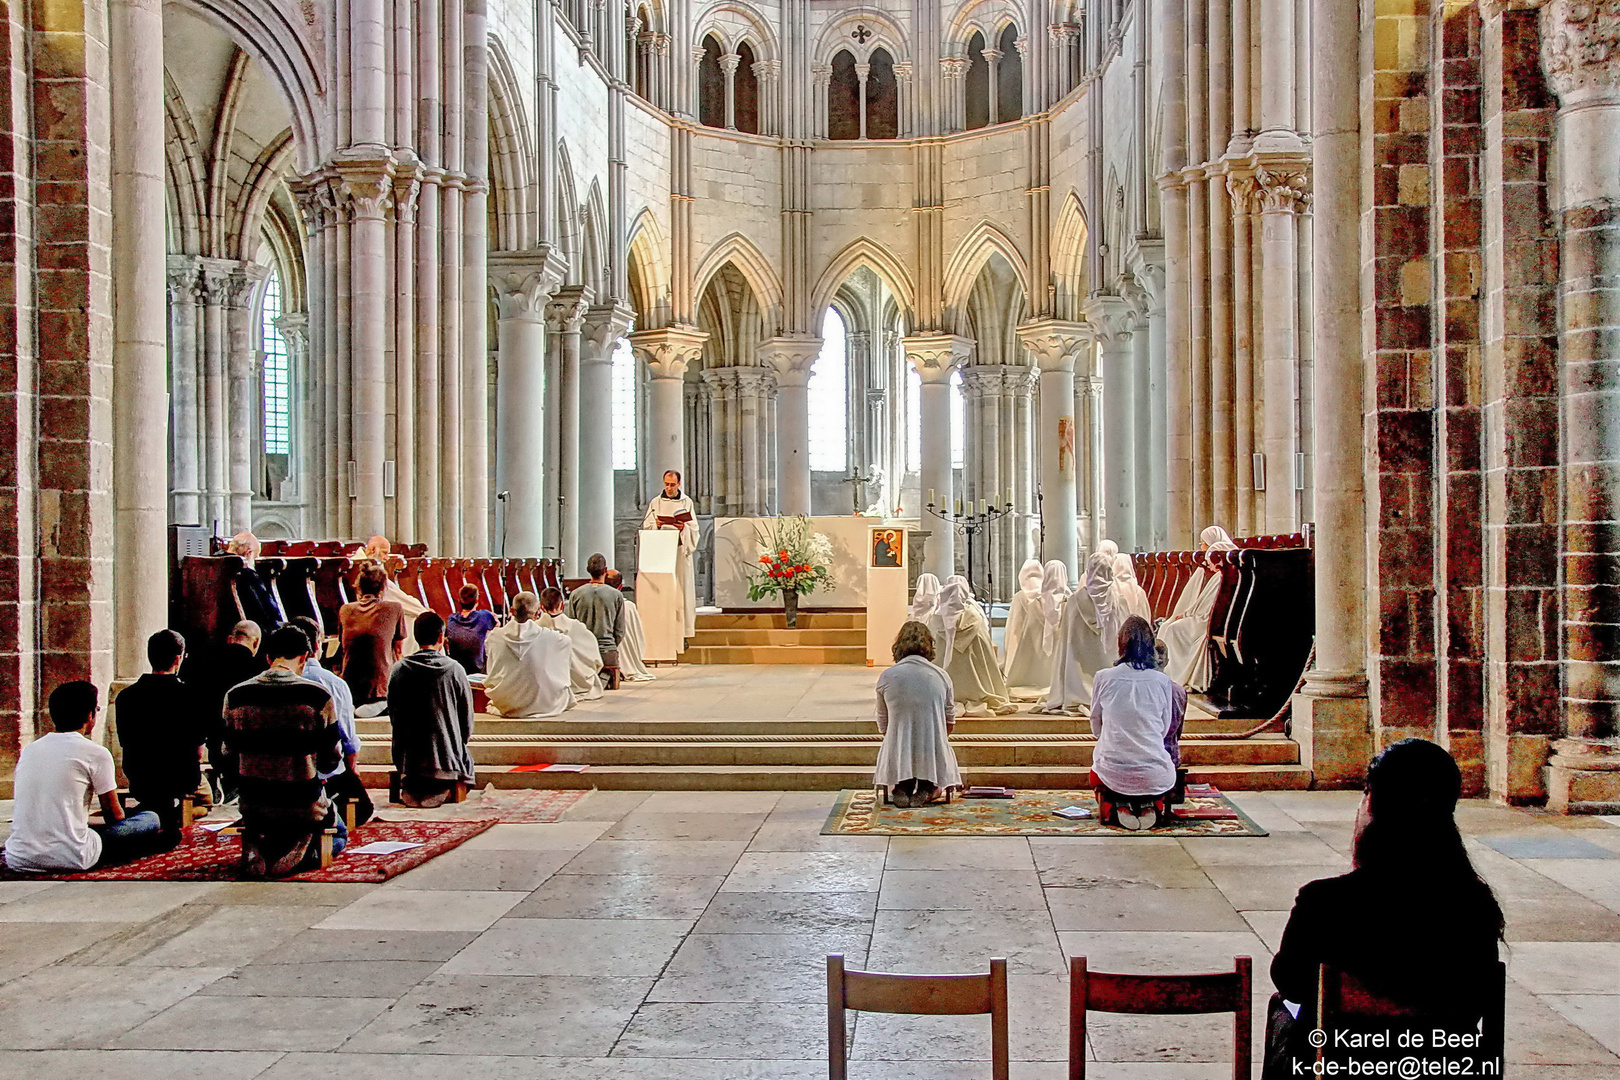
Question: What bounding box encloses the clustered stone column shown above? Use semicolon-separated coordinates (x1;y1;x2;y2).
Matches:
1085;297;1137;552
631;327;709;490
761;336;822;515
490;253;565;558
905;334;974;580
701;366;779;516
547;286;593;568
1017;320;1088;582
578;304;636;562
958;365;1037;593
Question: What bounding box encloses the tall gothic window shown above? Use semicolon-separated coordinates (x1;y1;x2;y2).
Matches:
612;337;637;470
698;34;724;128
950;369;965;470
965;31;989;130
905;365;921;473
997;24;1023;123
828;50;859;140
810;307;849;472
736;42;760;134
260;269;290;457
866;48;898;139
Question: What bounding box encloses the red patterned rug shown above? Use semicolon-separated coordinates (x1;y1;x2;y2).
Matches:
0;818;497;883
430;786;591;823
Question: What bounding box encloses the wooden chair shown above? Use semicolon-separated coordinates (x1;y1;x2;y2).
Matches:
1069;955;1252;1080
1314;961;1505;1073
420;559;455;617
828;954;1009;1080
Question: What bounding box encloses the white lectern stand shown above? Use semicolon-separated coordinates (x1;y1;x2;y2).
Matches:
866;528;909;667
637;529;683;662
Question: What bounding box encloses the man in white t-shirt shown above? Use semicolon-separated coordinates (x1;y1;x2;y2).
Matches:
2;681;165;873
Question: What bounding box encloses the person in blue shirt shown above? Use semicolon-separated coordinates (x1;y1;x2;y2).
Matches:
446;583;498;674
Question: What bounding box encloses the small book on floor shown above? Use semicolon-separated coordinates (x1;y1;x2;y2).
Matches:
1052;805;1091;819
1184;783;1220;797
1170;806;1240;820
963;786;1015;798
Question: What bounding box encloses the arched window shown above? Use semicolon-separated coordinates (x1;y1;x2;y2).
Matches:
866;48;898;139
965;31;989;130
633;6;651;100
612;337;637;470
736;42;760;134
997;24;1023;123
950;369;965;470
905;365;921;472
809;307;848;472
828;50;859;140
260;268;290;457
698;34;724;128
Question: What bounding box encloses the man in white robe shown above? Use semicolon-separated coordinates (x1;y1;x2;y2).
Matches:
641;470;700;642
535;587;604;702
1000;559;1051;699
1158;525;1239;689
605;570;655;680
483;592;575;718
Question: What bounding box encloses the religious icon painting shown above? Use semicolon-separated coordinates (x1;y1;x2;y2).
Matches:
1058;415;1076;474
871;528;903;568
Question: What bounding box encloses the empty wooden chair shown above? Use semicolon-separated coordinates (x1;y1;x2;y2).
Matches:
273;557;323;626
1312;962;1505;1074
419;559;455;618
479;559;508;613
1069;955;1252;1080
828;954;1009;1080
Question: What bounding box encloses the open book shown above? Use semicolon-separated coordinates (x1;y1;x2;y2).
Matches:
656;510;695;529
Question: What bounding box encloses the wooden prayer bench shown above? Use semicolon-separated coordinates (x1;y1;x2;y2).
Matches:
114;789;209;829
212;820;343;870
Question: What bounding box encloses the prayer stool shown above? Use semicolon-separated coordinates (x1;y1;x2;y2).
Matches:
342;799;358;831
217;823;342;870
603;665;622;690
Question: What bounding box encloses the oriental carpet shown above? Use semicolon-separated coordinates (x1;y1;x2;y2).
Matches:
822;787;1269;837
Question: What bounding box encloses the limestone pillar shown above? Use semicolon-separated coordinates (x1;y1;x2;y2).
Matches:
1159;0;1193;544
983;47;1002;123
491;254;564;558
1258;166;1309;533
1541;0;1620;812
1294;0;1370;788
631;326;708;491
111;0;168;681
1017;321;1087;580
736;368;776;515
463;0;492;554
548;287;593;568
579;303;635;563
856;63;870;140
906;334;973;580
198;261;230;532
166;257;203;526
1085;298;1137;552
334;165;394;540
1081;375;1105;549
720;52;740;129
762;336;821;515
226;263;269;532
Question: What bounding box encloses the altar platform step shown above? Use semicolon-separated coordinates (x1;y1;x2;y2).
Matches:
678;643;868;665
352;713;1263;738
679;610;868;664
695;611;866;630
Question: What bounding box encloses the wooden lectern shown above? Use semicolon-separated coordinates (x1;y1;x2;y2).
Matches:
637;529;683;662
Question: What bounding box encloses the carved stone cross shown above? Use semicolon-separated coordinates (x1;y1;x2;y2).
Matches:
851;23;872;44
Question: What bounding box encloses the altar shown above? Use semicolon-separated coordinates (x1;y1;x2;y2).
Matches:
711;516;917;610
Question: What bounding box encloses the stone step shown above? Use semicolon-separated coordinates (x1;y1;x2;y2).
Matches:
684;628;867;647
355;761;1313;792
356;733;1300;768
696;611;866;630
352;714;1264;737
677;644;869;665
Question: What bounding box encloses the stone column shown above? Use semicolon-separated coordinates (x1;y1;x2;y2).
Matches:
906;334;973;580
1293;0;1370;788
463;0;492;554
761;335;821;515
225;262;269;532
166;257;203;526
335;165;394;539
894;62;914;136
631;326;708;492
579;303;635;563
1085;298;1137;551
1541;0;1620;812
856;62;870;139
754;60;780;134
490;253;564;558
811;65;832;138
736;367;775;514
275;312;312;516
1254;0;1301;152
197;261;230;532
1257;165;1309;533
111;0;168;680
1081;375;1105;548
720;52;740;129
1017;320;1089;581
983;47;1002;123
547;285;593;570
1159;0;1193;544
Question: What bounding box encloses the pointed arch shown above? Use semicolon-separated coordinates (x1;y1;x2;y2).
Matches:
627;207;671;329
164;70;208;254
813;8;908;64
582;181;610;299
942;221;1031;320
1051;190;1090;321
693;233;784;328
554;141;581;281
811;238;916;325
487;34;537;251
693;0;780;62
229;131;297;261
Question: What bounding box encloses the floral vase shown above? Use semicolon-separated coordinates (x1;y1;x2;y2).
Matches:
783;589;799;629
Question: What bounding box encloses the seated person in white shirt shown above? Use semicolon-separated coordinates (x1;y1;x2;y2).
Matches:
1088;616;1188;831
483;591;575;718
3;681;166;872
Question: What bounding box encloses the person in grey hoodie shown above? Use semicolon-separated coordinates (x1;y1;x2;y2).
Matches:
386;612;476;807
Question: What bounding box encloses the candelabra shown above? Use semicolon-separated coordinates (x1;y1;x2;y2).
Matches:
925;490;1015;604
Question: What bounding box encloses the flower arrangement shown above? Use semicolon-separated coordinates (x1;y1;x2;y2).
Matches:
746;515;835;600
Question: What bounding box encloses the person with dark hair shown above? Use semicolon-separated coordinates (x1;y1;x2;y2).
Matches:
111;629;209;844
1262;739;1505;1079
223;625;347;877
446;582;497;674
1088;615;1187;830
604;569;656;682
537;587;605;701
179;619;265;802
339;559;407;706
3;682;165;872
566;553;627;686
873;621;961;808
386;611;476;807
291;615;371;827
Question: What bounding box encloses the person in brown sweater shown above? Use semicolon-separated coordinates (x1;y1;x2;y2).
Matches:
339;561;405;705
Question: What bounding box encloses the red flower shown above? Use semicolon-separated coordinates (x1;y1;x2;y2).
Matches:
759;555;771;564
779;550;789;559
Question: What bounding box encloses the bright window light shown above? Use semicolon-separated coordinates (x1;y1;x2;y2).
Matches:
612;337;637;470
261;270;289;456
809;307;848;472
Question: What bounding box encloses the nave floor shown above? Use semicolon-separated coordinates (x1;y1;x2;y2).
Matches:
1;790;1618;1078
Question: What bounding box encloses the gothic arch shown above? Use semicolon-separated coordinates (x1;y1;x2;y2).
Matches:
627;208;671;329
944;0;1022;54
164;70;208;254
811;238;916;326
813;8;908;65
942;221;1031;325
555;141;582;281
692;0;779;61
229;132;297;261
1051;190;1090;321
582;181;610;299
693;233;784;328
488;34;537;251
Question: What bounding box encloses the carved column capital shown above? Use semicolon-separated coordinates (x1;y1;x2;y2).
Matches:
1255;166;1311;214
1015;318;1091;373
545;285;595;333
167;255;204;304
1227;171;1260;213
760;335;823;387
581;302;637;359
893;61;913;82
489;247;568;321
1542;0;1620;103
274;311;310;354
630;324;708;379
903;332;974;383
718;52;741;76
1084;296;1135;347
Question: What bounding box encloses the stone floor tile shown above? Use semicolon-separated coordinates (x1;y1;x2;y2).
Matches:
0;881;62;905
1510;1069;1620;1079
1240;909;1289;952
0;966;229;1049
721;851;887;893
558;790;651;822
1543;995;1620;1056
437;916;692;976
339;975;652;1057
603;811;770;841
1504;980;1620;1064
1521;859;1620;914
1480;834;1620;860
648;929;871;1002
1221;793;1308;833
636;791;783;814
1029;837;1215;889
1456;803;1569;835
0;922;130;986
745;822;890;852
884;837;1036;871
459;820;616;850
313;889;522;932
1045;886;1250;932
1078;1065;1242;1079
848;972;1067;1062
848;1063;1068;1080
868;908;1064;975
0;882;217;924
1053;930;1272;974
507;873;724;919
268;928;477;963
1503;890;1620;941
611;1002;827;1058
113;995;393;1052
0;1049;282;1080
1081;1011;1250;1063
383;847;575;891
1180;834;1343;867
559;839;748;876
112;904;327;968
199;959;441;998
189;882;377;906
257;1053;822;1080
691;890;878;934
1261;790;1364;822
1509;942;1620;994
877;869;1046;911
769;790;840;813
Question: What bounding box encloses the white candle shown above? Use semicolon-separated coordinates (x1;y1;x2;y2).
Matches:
979;499;987;514
928;488;935;505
